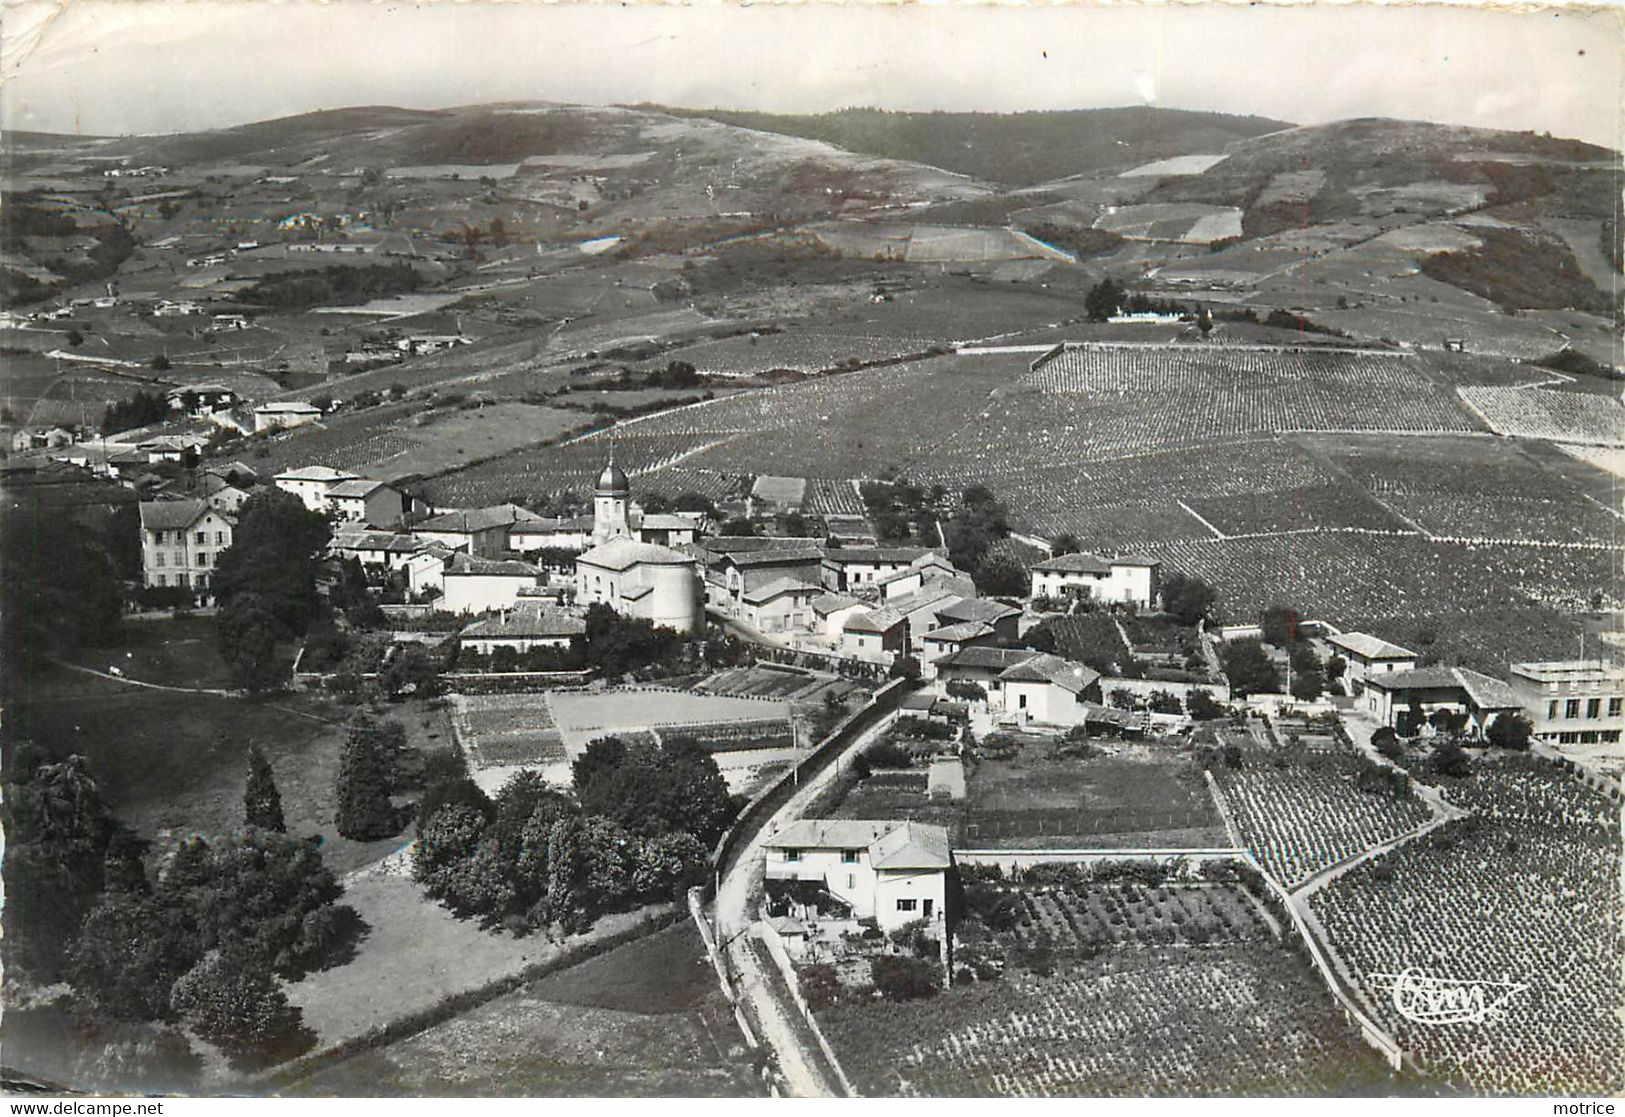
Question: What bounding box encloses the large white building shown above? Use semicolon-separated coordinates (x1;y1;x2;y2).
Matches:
1326;631;1420;691
763;819;953;932
1028;552;1160;607
138;499;234;604
1505;660;1625;746
574;462;702;634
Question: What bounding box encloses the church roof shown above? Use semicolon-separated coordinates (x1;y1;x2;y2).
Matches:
577;536;696;571
596;460;630;495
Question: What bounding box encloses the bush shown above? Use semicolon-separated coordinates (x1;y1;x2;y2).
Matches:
169;952;313;1069
870;954;940;1001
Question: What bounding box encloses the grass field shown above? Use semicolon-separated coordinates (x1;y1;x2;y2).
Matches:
8;658;445;876
288;919;759;1096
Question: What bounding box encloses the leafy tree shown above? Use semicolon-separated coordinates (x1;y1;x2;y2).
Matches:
718;517;757;537
380;644;440;699
216;602;287;694
1432;738;1473;778
413;804;488;887
1187;689;1224;721
1220;639;1281;697
1372;726;1404;761
1160;571;1219;626
870;954;940;1001
335;719;402;841
243;744;286;832
1260;604;1303;648
1;506;126;662
1486;713;1533;751
544;814;631;934
169;951;313;1069
70;890;202;1021
414;748;493;831
1290;666;1325;702
1325;654;1347;682
150;353;172;371
101;389;170;434
1084;277;1124;323
571;735;628;794
1146;689;1182;715
213;489;330;691
974;551;1028;597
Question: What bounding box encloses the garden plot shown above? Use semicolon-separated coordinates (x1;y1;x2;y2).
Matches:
1457;385;1625;446
1214;755;1432;889
1311;756;1621;1095
545;688;792;746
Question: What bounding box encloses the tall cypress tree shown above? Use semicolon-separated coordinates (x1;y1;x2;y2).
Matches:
243;744;286;833
335;721;400;841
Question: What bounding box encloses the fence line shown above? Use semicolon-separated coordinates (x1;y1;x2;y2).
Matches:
756;918;858;1097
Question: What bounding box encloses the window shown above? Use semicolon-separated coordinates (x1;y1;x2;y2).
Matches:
847;874;855;890
1610;698;1622;718
1566;699;1582;719
176;573;189;586
1586;698;1601;719
1549;700;1560;720
216;532;226;545
197;552;209;567
896;899;917;913
155;573;166;586
841;850;859;864
196;574;208;588
1018;694;1028;709
154;552;165;567
195;531;206;544
784;849;800;863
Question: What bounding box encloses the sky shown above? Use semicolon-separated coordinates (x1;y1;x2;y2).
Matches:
0;0;1619;148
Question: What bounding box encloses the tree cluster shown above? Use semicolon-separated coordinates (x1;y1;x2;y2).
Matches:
414;739;728;935
102;390;171;435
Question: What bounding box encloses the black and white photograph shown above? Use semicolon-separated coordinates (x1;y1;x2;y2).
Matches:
0;0;1619;1103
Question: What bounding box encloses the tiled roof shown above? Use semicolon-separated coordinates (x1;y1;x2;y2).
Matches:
415;503;539;534
742;577;821;606
1328;632;1418;660
1367;665;1522;709
327;478;391;499
844;606;906;634
1031;552;1111;574
275;465;359;483
510;515;595;534
460;605;585;641
936;597;1020;625
936;646;1042;672
765;818;952;871
443;553;540;578
331;530;421;553
823;547;930;566
1113;553;1161;567
255;400;321;414
998;652;1101;696
577;536;697;571
924;620;996;644
138;498;211;531
724;547;825;568
811;593;862;615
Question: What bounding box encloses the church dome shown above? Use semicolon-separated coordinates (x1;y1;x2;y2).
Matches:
596;460;629;494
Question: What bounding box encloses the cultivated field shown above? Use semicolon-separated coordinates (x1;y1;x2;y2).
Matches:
1458;384;1625;446
1214;755;1433;889
1311;756;1621;1095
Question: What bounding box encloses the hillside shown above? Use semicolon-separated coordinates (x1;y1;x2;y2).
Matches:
647;105;1290;187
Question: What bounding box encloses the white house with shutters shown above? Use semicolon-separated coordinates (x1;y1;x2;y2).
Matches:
762;818;952;932
138;499;234;603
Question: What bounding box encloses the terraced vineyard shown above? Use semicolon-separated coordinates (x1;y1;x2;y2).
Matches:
638;331;939;378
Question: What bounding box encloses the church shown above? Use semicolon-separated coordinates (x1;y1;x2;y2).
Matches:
573;460;704;634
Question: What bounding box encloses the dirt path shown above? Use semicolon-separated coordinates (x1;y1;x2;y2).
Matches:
50;659;235;697
712;709;897;1097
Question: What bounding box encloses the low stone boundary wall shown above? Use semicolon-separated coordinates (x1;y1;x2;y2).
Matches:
756;918;857;1097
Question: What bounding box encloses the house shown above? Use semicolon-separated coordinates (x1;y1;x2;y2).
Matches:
137;433;209;464
1505;660;1625;747
810;593;867;639
459;604;586;656
508;515;596;556
166;384;239;417
402;545;455;598
253;401;322;432
1327;632;1420;691
932;596;1021;643
707;547;826;617
737;578;822;635
138;499;234;603
875;553;966;603
412;504;539;558
934;646;1049;696
821;547;932;592
328;529;425;571
919;621;1003;674
840;606;907;662
436;553;544;614
274;466;361;513
1362;666;1523;736
575;537;702;635
327;478;405;528
990;653;1103;728
635;512;703;548
1028;552;1161;607
763;818;953;932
